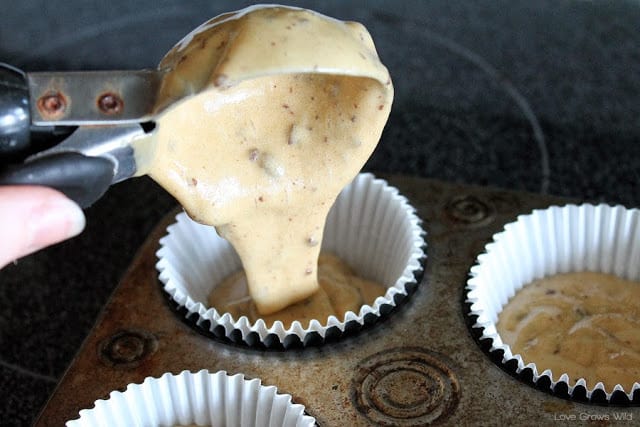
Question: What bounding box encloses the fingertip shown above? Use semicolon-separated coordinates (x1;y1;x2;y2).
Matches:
42;194;86;241
0;186;86;268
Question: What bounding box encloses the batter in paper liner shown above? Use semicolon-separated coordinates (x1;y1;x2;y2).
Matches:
208;252;386;328
135;6;393;314
497;272;640;391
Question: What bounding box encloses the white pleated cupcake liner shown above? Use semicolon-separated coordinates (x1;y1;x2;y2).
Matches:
65;370;316;427
156;173;425;349
466;204;640;403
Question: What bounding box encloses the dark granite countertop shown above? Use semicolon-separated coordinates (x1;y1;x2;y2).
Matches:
1;1;639;425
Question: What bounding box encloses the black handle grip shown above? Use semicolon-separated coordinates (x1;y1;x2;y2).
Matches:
0;152;115;207
0;63;30;156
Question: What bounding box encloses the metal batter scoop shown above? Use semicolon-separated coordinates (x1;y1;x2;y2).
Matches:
0;63;165;206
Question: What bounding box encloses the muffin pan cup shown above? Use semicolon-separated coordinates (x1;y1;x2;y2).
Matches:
466;204;640;403
65;370;316;426
156;173;426;349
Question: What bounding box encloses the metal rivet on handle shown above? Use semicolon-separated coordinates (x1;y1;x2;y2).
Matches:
37;91;67;119
97;92;124;115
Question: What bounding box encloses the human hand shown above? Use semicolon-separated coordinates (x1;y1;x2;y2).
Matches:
0;186;85;269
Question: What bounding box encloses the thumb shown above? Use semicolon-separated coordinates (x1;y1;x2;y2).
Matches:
0;186;86;269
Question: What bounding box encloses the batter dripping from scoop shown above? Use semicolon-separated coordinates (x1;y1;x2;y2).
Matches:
134;6;393;315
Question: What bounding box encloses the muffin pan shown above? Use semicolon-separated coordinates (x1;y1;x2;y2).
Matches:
36;175;640;426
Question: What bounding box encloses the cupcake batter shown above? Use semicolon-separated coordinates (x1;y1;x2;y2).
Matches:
208;252;386;328
497;272;640;390
135;6;393;315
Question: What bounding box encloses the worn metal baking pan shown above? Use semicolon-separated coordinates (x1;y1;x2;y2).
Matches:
35;175;639;426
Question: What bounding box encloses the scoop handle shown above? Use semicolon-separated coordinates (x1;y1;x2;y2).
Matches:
0;152;115;207
0;63;30;156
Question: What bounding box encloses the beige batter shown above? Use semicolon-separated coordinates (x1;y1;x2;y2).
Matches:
135;6;393;315
208;252;386;328
497;272;640;390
